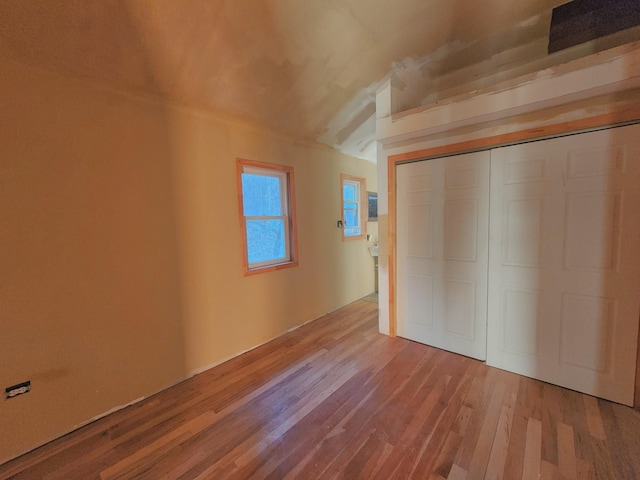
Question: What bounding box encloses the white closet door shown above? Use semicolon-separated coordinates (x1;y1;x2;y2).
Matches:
487;125;640;406
397;151;490;360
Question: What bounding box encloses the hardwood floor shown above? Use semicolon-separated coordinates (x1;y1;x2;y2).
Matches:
2;299;640;479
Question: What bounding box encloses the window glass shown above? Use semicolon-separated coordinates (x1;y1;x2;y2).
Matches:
344;205;359;236
246;219;286;264
343;184;356;202
241;173;282;217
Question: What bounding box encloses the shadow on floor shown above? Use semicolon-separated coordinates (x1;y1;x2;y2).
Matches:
361;292;378;303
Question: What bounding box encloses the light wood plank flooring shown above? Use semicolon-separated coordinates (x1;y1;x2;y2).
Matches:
1;300;640;479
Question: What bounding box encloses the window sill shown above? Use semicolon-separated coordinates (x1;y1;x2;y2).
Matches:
342;234;367;242
243;260;298;276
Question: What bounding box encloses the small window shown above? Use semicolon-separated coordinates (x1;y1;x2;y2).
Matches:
367;191;378;221
341;174;366;240
237;159;298;275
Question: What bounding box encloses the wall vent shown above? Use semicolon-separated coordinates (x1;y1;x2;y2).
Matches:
548;0;640;53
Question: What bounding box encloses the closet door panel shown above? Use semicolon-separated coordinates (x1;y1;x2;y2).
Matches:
487;125;640;406
397;151;490;360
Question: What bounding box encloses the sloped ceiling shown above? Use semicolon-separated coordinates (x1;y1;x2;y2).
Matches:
2;0;637;161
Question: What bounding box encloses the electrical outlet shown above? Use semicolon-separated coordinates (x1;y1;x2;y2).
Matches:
6;381;30;399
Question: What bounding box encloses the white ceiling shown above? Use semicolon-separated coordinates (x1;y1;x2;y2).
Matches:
2;0;637;161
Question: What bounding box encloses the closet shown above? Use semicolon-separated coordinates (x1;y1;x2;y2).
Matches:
396;124;640;406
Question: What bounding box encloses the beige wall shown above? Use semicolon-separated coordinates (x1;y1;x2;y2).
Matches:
0;59;377;463
171;89;378;375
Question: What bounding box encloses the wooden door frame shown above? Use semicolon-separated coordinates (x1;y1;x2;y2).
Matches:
386;107;640;406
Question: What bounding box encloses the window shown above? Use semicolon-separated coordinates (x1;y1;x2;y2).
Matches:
367;191;378;221
341;174;366;240
237;159;298;275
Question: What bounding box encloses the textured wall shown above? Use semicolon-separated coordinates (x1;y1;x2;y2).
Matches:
0;0;580;162
0;58;377;463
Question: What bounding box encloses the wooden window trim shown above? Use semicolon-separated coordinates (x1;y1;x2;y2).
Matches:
340;173;367;241
236;158;299;276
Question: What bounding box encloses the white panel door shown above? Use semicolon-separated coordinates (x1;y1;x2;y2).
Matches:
487;125;640;406
397;151;490;360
